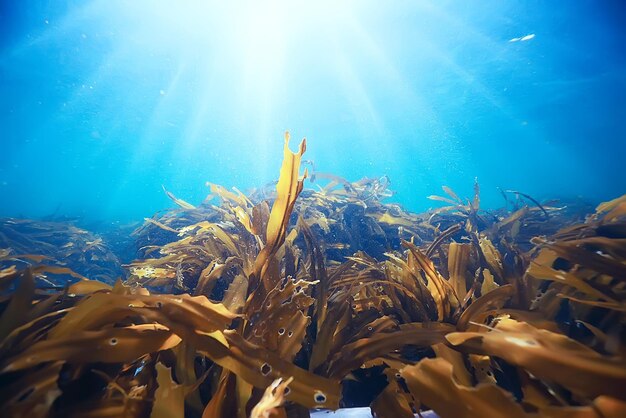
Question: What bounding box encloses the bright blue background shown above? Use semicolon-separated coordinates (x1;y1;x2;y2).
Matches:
1;0;625;222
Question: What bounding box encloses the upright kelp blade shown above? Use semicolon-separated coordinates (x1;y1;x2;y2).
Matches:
403;240;457;321
251;132;307;294
151;363;185;418
298;217;329;336
370;374;415;418
309;293;352;372
202;371;238;418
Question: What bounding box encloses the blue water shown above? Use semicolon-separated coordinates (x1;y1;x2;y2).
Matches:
1;0;625;223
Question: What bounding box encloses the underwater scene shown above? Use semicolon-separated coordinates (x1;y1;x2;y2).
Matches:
1;1;626;417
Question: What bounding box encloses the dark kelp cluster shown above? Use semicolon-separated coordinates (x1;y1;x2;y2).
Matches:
0;133;625;418
0;218;123;285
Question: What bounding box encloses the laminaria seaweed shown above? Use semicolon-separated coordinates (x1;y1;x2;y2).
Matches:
1;133;625;418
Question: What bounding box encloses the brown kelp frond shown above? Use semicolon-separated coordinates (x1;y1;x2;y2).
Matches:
1;135;624;418
250;377;294;418
0;218;123;283
527;201;626;317
446;318;626;400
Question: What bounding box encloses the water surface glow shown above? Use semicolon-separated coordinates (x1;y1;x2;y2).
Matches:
1;0;624;221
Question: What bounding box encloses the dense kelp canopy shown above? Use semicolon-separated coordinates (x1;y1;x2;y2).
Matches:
1;133;625;418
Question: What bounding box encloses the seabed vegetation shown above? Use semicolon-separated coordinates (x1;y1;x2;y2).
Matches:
1;133;625;418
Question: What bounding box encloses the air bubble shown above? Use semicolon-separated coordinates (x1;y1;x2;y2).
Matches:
109;338;118;346
314;391;327;404
287;331;293;338
278;328;285;335
367;326;373;331
260;363;272;376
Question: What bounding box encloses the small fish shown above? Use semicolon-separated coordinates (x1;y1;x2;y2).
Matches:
509;33;535;42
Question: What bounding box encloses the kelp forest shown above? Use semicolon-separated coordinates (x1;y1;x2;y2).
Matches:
1;133;625;418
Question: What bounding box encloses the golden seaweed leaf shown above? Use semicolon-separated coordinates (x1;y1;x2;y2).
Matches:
1;324;181;373
481;269;499;295
527;261;617;302
400;357;530;418
403;240;458;321
456;284;515;331
595;194;626;216
250;377;294;418
325;322;454;378
143;217;180;234
248;277;316;361
162;185;196;210
448;242;471;303
370;371;414;418
48;292;238;339
478;236;504;281
189;330;341;409
151;362;185;418
446;318;626;400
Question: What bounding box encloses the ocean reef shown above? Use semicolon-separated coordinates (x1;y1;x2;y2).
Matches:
0;133;625;418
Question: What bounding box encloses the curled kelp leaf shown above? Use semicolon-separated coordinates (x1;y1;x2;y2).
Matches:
162;185;196;210
250;376;294;418
446;318;626;400
190;330;341;409
1;324;181;373
325;322;454;378
370;370;414;418
400;357;529;418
